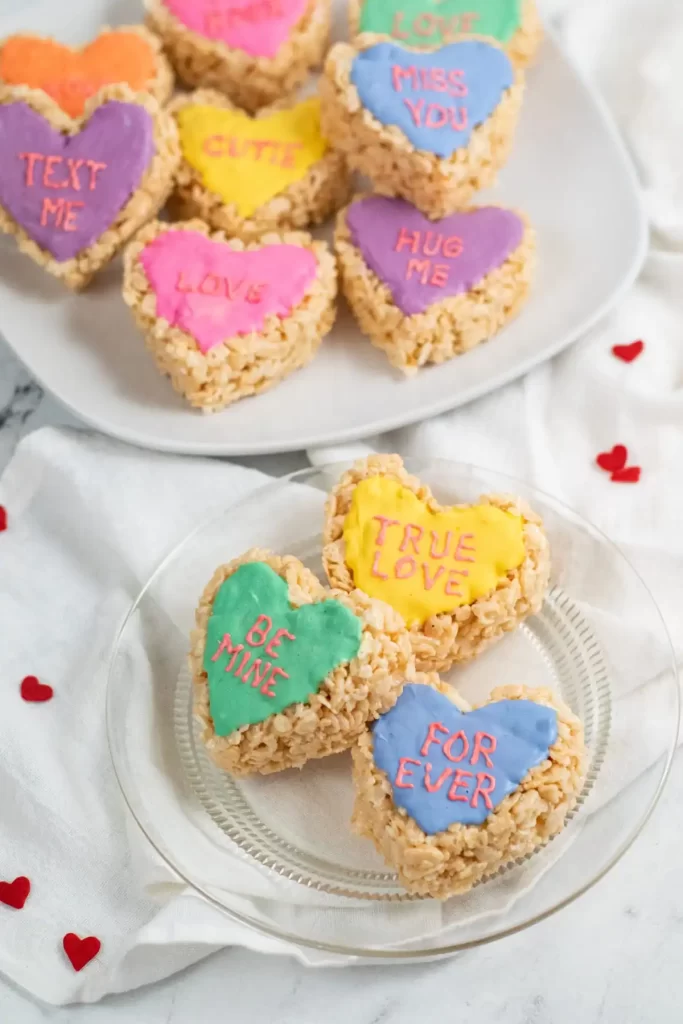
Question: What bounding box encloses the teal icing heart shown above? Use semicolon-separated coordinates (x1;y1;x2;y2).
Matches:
204;562;363;735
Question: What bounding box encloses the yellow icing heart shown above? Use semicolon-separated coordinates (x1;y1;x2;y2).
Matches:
176;98;328;218
343;477;525;626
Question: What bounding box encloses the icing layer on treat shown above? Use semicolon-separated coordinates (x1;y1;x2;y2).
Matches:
140;230;317;353
342;476;525;626
162;0;308;59
0;34;158;119
373;684;558;832
177;98;328;217
359;0;522;48
204;562;362;735
346;197;524;316
0;101;154;261
350;41;513;158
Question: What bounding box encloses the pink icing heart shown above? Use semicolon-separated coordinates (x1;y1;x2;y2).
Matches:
162;0;308;59
140;229;318;353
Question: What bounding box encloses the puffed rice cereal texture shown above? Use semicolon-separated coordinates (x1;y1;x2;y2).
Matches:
190;548;416;775
322;454;551;673
122;218;337;413
335;195;536;374
145;0;331;114
168;89;351;241
351;682;586;898
0;83;180;291
319;34;525;218
347;0;543;70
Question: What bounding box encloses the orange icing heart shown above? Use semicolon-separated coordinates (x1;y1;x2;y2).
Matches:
0;33;157;118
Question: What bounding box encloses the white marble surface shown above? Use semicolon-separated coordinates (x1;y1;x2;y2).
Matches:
2;336;683;1022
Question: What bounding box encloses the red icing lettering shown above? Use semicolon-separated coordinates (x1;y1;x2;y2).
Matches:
444;569;467;596
420;721;449;757
43;155;68;189
443;236;464;258
19;152;43;187
246;614;273;647
413;12;437;36
66;157;84;190
85;160;107;191
471;772;496;810
448;767;474;802
176;271;193;292
280;141;303;168
212;632;242;662
443;729;469;763
203;134;224;157
39;196;82;230
454;533;476;562
199;273;222;295
460;12;479;32
449;107;468;131
399;522;423;554
242;657;272;689
431;68;448;93
62;201;84;231
395;226;420;254
233;650;251;679
448;69;468;97
264;628;295;659
403;97;424;127
430;264;449;287
470;731;497;769
261;664;288;698
406;257;431;284
422;563;445;591
424;762;453;793
391;64;418;92
374;515;400;545
429;529;452;559
425;103;448;129
395;756;420;788
246;283;266;303
391;10;410;39
423;231;443;257
371;549;388;580
394;555;416;579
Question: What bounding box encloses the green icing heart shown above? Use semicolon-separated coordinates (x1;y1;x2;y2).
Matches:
203;561;363;736
359;0;522;47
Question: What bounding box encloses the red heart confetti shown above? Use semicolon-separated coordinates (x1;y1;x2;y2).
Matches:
0;877;31;910
63;933;102;972
596;445;628;474
611;466;642;484
612;340;645;363
0;506;7;531
20;676;54;703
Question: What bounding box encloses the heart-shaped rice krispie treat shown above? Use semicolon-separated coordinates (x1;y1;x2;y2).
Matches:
123;218;337;412
348;0;542;70
0;26;174;118
351;680;586;898
0;84;179;290
191;549;415;775
146;0;330;114
335;194;535;374
320;35;524;218
168;89;350;241
322;454;550;673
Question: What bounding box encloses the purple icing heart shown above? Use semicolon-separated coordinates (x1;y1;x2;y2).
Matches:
0;101;154;262
346;196;525;316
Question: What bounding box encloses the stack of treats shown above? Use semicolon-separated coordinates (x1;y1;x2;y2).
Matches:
0;0;538;409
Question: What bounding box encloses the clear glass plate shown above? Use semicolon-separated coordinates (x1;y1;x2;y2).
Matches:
107;461;679;957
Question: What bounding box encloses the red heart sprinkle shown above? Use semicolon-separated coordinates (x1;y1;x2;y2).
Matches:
0;877;31;910
612;340;645;363
0;506;7;531
63;933;102;972
611;466;642;483
596;445;628;474
20;676;54;703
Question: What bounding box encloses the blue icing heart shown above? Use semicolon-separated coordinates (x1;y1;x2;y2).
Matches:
373;684;558;833
350;41;514;159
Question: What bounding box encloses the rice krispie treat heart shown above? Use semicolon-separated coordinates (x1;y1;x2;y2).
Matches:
0;26;173;118
0;84;179;290
123;219;337;412
145;0;330;114
168;89;350;241
351;681;586;898
349;0;542;69
320;35;524;217
335;194;535;374
322;455;550;673
190;550;414;775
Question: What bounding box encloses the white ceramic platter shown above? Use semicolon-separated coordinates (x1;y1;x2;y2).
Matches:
0;0;647;455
